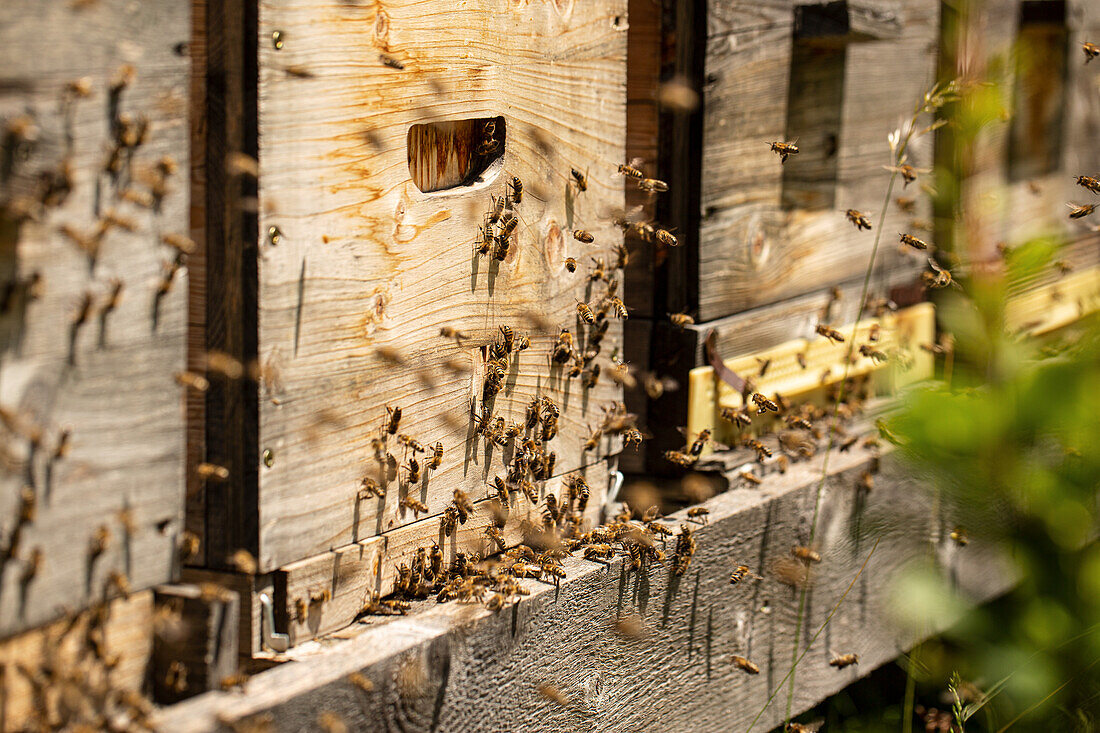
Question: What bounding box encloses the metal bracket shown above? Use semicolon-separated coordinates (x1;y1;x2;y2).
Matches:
259;592;289;653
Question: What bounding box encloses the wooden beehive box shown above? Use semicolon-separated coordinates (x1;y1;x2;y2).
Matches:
621;0;1100;473
0;0;190;638
190;0;630;650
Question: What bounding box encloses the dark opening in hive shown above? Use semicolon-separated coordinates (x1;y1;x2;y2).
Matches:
407;116;506;193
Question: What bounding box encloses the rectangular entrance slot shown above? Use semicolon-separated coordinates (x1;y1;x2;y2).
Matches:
407;116;505;193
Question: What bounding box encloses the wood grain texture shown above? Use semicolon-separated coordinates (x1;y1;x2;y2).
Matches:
153;584;241;704
698;0;939;320
153;444;1015;733
0;0;188;637
255;0;629;571
280;462;611;647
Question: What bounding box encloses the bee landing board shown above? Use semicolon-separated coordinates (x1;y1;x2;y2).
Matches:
0;0;190;637
251;0;629;572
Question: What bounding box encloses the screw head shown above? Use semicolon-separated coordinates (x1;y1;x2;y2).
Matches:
262;449;274;468
267;226;282;245
272;30;284;50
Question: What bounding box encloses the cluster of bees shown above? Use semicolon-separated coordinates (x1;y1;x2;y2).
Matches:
357;406;444;518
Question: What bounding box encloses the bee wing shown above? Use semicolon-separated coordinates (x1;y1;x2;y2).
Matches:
708;438;731;451
927;257;944;273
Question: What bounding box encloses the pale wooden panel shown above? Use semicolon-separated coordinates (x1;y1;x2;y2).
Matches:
256;0;628;570
0;0;188;637
152;445;1016;733
698;0;939;321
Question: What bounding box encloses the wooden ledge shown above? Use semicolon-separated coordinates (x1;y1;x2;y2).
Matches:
154;441;1014;732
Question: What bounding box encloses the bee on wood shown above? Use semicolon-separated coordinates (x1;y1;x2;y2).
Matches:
570;167;587;192
784;415;813;430
950;527;968;546
687;507;710;524
1067;203;1096;219
441;505;458;537
729;564;761;586
577;302;595;325
845;209;872;231
791;546;821;563
400;496;428;517
740;470;762;486
673;525;696;576
720;407;752;428
404;457;421;485
815;324;845;343
515;332;530;351
743;438;772;461
359;477;384;499
638;178;669;193
385;405;402;435
655;229;678;247
398;434;425;454
669;312;694;329
573;229;594;244
688;429;712;456
752;393;779;414
829;653;859;669
767;141;799;163
379;53;404;70
553;329;574;363
509;176;523;204
582;364;601;389
665;449;696;466
786;721;824;733
499;213;519;238
732;655;760;674
484;525;506;552
564;257;577;273
492;476;511;509
498;324;515;353
899;232;927;250
478;120;501;156
426;442;443;471
1083;41;1099;63
584;544;614;560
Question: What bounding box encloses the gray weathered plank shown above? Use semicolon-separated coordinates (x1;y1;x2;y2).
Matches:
0;0;189;637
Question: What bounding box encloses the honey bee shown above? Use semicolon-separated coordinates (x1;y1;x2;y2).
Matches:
895;196;916;214
786;721;824;733
950;526;968;546
845;209;872;231
509;176;523;204
441;505;458;537
404;457;421;484
1075;175;1100;195
583;427;603;452
499;213;519;238
732;655;760;674
400;496;428;517
385;405;402;435
685;428;710;456
669;312;694;329
426;442;443;470
751;393;779;414
515;332;530;351
742;438;772;460
655;229;678;247
358;477;384;499
492;476;510;509
665;450;696;466
498;324;515;353
884;163;930;187
607;296;629;319
398;434;425;454
740;470;762;486
729;564;762;585
899;232;927;250
638;178;669;193
720;407;752;428
564;257;577;273
582;365;601;389
219;673;251;692
791;546;821;563
552;330;574;364
1067;203;1096;219
583;544;614;560
783;415;813;430
573;229;594;243
623;428;644;450
478;121;501;155
196;463;230;482
440;326;468;343
618;160;645;179
673;525;696;576
922;258;957;289
570;167;588;192
767;141;799;163
484;525;506;552
829;653;859;669
379;53;405;70
577;302;595;325
815;324;845;343
686;507;710;524
230;548;257;574
1083;41;1099;63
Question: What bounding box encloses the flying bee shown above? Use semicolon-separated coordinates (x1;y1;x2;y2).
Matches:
385;405;402;435
815;324;845;343
624;428;643;450
732;654;760;674
614;242;630;270
638;178;669;193
899;232;927;250
608;296;629;319
845;209;872;231
922;258;958;289
564;257;577;273
829;653;859;669
358;477;384;499
729;564;762;585
515;332;530;351
588;257;607;283
791;546;821;563
687;507;710;524
1067;202;1096;219
858;344;888;363
570;167;587;192
404;457;421;484
655;229;678;247
440;326;468;343
426;442;443;470
669;312;694;329
453;489;474;523
884;163;930;187
740;470;762;486
509;176;523;204
665;450;695;466
720;407;752;428
767;141;799;163
1074;175;1100;195
895;196;916;214
950;526;969;546
751;393;779;414
582;364;600;389
1083;41;1099;63
743;438;772;460
577;302;595;324
573;229;594;244
617;159;645;179
583;427;603;452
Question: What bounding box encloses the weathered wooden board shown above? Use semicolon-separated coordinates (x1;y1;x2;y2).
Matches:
0;591;153;732
153;584;241;704
153;443;1015;733
0;0;189;637
697;0;939;321
253;0;629;571
279;461;611;647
